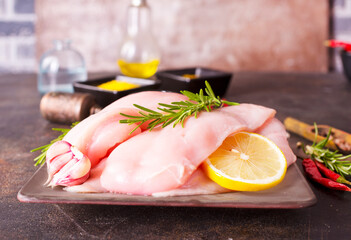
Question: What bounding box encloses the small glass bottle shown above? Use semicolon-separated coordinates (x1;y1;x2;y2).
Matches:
38;39;87;95
118;0;160;79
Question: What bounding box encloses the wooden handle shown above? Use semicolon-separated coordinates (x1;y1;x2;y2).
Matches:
284;117;311;137
284;117;337;150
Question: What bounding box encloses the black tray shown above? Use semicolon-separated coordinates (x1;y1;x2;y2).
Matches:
73;75;161;107
157;67;233;97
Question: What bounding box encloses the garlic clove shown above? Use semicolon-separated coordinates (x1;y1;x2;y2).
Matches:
67;146;91;179
47;151;74;181
45;140;91;187
52;172;90;187
49;155;91;187
46;140;71;163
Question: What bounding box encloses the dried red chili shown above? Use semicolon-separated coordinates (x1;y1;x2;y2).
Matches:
325;39;351;52
302;158;351;192
314;160;351;185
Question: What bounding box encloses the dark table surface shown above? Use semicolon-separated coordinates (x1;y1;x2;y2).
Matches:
1;72;351;239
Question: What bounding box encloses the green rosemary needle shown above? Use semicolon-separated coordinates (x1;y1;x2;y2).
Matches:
31;122;78;166
301;123;351;177
119;81;239;133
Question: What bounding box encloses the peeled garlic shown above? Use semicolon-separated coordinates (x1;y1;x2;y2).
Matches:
45;140;91;187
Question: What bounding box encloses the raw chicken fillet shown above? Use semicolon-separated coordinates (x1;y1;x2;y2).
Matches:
49;91;296;196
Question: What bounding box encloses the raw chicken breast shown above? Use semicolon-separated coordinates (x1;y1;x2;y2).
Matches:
62;91;188;167
100;104;278;195
100;91;188;131
256;118;296;166
151;118;297;197
63;108;141;167
151;168;231;197
60;91;296;196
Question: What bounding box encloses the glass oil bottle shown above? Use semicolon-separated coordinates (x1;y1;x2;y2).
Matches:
118;0;160;79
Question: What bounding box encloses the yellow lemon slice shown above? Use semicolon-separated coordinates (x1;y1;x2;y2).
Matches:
202;132;287;191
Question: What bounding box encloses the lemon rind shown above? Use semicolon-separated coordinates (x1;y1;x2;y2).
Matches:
203;132;288;192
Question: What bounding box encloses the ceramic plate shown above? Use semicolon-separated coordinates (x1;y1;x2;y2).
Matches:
17;163;316;208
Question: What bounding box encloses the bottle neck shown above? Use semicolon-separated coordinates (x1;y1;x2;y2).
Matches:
126;1;152;36
53;39;72;50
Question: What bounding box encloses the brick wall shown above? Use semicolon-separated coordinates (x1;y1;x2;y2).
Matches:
35;0;329;73
1;0;350;74
0;0;35;74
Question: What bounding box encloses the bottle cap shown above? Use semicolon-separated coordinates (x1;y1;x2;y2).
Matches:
131;0;147;7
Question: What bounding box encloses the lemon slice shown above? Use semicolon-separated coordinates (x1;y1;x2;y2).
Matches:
202;132;287;191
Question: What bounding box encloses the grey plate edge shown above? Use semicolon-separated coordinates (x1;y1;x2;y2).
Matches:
17;163;317;209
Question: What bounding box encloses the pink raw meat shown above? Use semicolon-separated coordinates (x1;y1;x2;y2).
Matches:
151;168;230;197
65;115;296;196
256;118;296;166
152;118;296;197
100;104;280;195
63;108;141;167
60;92;295;196
61;91;188;167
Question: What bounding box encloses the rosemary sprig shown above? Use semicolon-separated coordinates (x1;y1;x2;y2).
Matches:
31;122;78;166
119;81;239;133
301;123;351;177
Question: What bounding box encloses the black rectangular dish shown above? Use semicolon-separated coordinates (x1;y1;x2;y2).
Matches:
156;67;233;97
73;75;161;107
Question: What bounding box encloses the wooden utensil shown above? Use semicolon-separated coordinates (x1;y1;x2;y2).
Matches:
284;117;351;153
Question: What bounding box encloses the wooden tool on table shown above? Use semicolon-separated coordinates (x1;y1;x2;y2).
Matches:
284;117;351;153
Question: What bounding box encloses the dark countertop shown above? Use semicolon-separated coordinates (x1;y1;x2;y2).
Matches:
1;72;351;239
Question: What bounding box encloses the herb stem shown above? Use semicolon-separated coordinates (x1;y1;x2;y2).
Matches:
301;123;351;177
120;81;239;133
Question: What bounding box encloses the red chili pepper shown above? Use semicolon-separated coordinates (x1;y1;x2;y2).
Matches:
302;158;351;192
314;161;351;185
325;39;351;52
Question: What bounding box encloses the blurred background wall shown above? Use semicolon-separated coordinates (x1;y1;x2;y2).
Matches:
0;0;350;74
0;0;35;73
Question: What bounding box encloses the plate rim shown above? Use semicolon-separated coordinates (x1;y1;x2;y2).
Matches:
17;163;317;209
